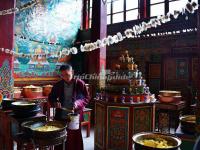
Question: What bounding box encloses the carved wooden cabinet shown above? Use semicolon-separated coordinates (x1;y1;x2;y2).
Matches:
95;100;155;150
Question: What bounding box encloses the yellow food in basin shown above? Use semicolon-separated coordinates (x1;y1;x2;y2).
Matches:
34;125;60;132
138;138;173;148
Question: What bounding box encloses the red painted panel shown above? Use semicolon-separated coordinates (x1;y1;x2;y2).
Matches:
0;0;15;97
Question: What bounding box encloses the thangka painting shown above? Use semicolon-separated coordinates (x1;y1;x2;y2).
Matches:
14;0;82;79
107;106;129;150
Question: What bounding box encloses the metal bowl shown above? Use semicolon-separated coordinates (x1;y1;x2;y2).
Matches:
22;85;43;98
158;95;181;103
180;115;196;134
11;101;38;111
132;132;181;150
159;91;181;97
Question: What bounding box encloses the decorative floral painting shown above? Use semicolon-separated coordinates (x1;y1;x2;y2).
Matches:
0;59;14;97
14;0;82;79
107;106;129;150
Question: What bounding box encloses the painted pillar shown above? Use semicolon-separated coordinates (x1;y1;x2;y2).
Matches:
0;0;15;98
139;0;147;19
87;0;107;89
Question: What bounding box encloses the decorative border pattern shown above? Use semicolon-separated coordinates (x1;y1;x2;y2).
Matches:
95;103;105;149
133;106;152;134
107;106;129;150
0;59;14;97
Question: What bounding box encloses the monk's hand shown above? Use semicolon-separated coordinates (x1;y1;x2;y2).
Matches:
73;102;79;112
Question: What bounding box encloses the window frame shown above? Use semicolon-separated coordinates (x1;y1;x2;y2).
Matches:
107;0;140;25
150;0;166;17
83;0;196;29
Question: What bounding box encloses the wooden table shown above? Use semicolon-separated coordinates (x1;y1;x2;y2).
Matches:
155;101;186;133
81;108;92;137
0;109;46;150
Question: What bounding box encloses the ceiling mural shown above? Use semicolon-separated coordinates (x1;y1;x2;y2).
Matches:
14;0;82;78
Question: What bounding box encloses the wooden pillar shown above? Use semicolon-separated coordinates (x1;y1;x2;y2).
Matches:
0;0;15;98
82;0;88;29
146;0;150;18
195;2;200;135
87;0;107;89
140;0;147;19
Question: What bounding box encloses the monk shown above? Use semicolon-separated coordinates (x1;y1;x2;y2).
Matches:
48;64;90;150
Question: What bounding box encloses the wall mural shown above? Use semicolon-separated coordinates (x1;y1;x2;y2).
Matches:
14;0;81;78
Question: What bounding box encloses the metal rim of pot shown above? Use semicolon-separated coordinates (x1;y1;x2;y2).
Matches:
21;120;67;137
132;132;182;150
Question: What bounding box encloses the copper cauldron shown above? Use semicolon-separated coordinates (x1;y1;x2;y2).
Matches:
23;85;43;98
13;87;22;98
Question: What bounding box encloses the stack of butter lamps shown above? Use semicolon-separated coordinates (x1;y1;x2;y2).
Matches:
96;50;156;103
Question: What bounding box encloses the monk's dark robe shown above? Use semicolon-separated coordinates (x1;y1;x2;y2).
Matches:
48;78;90;150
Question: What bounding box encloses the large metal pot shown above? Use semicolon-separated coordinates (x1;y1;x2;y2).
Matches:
132;132;181;150
23;85;43;98
1;98;16;110
11;101;39;111
11;101;40;117
180;115;196;134
21;120;67;140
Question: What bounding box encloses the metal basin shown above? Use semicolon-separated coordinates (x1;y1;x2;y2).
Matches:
132;132;181;150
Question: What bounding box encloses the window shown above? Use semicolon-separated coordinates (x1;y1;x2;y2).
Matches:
151;0;164;4
150;0;165;17
84;0;198;28
169;0;191;14
126;0;138;10
89;0;93;28
107;0;139;24
126;9;138;21
113;12;124;23
113;0;124;13
150;0;198;17
107;15;111;24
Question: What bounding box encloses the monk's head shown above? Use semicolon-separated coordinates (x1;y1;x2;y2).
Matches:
59;64;74;83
